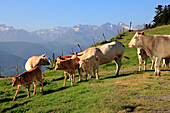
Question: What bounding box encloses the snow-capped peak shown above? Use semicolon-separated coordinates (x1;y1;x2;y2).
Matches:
0;24;14;31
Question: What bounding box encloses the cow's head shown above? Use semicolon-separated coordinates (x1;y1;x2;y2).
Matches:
79;59;88;70
128;32;145;48
36;53;50;66
54;56;63;70
12;77;22;87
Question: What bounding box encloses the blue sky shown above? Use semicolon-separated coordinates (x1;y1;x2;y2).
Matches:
0;0;169;31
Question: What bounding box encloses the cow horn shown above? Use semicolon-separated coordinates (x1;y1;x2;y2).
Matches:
42;53;47;57
75;51;78;56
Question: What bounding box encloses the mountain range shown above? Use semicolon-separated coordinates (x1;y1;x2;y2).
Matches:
0;22;144;76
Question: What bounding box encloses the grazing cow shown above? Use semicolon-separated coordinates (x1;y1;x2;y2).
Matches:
128;32;170;76
54;52;80;86
12;67;45;101
79;55;100;80
25;53;50;71
72;41;128;76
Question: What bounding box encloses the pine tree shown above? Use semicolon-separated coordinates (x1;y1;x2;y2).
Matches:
168;5;170;24
153;5;163;27
161;5;168;25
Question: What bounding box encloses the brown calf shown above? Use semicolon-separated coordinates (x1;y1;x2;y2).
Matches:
12;67;45;101
55;53;80;86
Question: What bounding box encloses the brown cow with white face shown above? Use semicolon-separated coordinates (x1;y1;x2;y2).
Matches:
25;53;50;71
12;67;45;101
128;32;170;76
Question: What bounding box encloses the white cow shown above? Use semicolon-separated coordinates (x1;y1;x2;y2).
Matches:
25;53;50;71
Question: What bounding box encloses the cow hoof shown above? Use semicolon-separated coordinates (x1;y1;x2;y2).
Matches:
154;72;160;76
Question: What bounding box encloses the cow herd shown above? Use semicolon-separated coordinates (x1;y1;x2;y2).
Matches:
12;31;170;101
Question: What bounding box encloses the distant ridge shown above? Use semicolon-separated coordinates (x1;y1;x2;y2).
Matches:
0;23;144;43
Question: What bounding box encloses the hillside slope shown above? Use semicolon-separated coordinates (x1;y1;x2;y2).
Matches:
0;25;169;113
0;50;26;76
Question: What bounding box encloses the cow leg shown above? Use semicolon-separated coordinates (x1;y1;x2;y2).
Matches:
144;57;147;71
151;58;155;70
162;59;166;67
154;57;161;76
33;81;37;96
166;59;169;67
94;66;99;79
78;67;82;81
138;57;142;71
165;58;169;67
27;84;30;98
13;85;21;101
70;74;73;86
64;72;70;81
115;56;122;76
63;73;67;86
85;71;88;81
39;78;44;92
73;73;75;83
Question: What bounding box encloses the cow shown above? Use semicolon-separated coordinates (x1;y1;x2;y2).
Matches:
12;67;45;101
55;53;82;83
54;52;80;86
128;31;170;76
79;55;100;80
137;48;156;71
25;53;50;71
72;41;128;76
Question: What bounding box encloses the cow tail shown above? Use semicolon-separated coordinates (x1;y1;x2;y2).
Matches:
123;56;130;60
42;74;46;77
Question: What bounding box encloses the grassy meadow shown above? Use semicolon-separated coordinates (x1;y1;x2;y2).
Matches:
0;25;170;113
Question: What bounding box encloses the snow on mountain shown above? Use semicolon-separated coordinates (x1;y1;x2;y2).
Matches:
0;24;15;31
0;24;42;42
0;22;144;43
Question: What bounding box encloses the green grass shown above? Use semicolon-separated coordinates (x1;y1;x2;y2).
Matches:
0;25;170;113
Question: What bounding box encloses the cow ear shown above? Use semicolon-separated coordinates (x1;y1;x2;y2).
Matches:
141;31;145;36
75;51;78;56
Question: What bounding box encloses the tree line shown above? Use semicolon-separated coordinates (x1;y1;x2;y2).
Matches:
145;5;170;29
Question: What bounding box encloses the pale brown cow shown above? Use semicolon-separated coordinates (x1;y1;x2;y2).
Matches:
128;32;170;76
72;41;128;76
54;52;80;86
25;53;50;71
79;55;100;80
12;67;45;101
